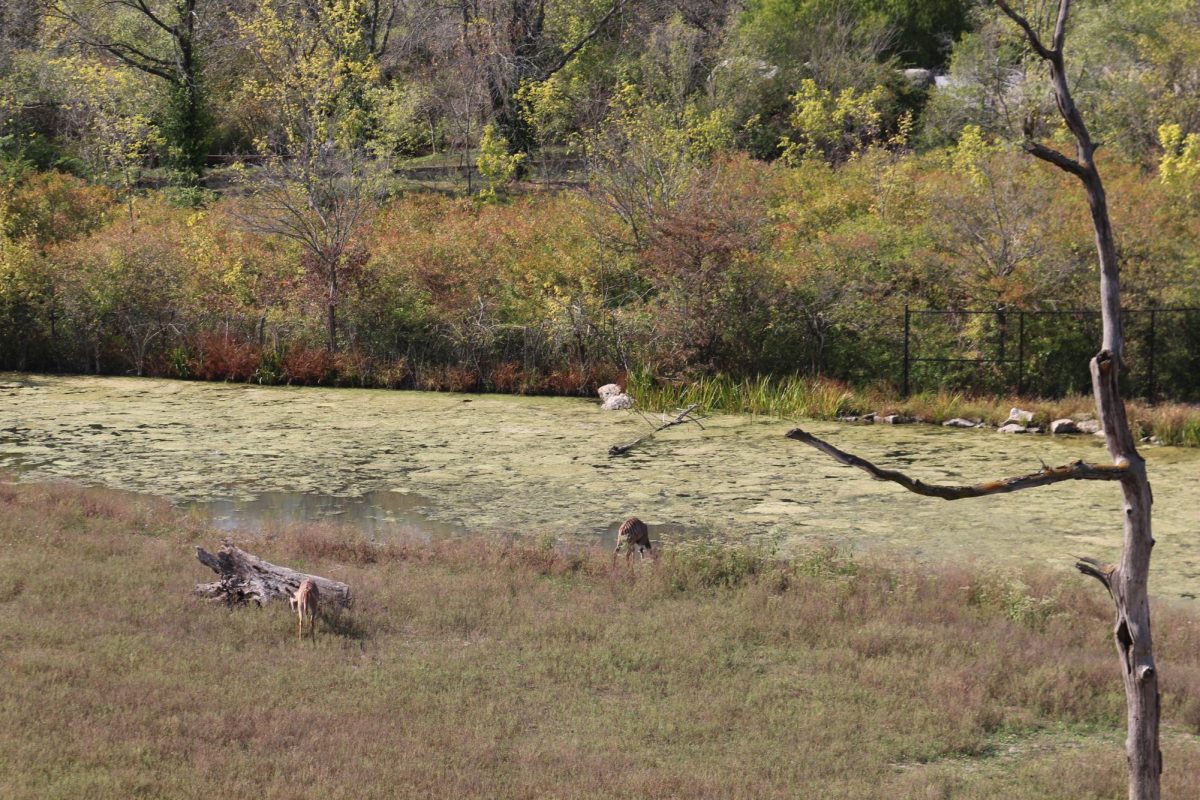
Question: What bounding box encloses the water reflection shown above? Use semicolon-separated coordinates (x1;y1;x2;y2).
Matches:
188;489;467;540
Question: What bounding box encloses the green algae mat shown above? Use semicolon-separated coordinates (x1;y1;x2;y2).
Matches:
3;373;1199;597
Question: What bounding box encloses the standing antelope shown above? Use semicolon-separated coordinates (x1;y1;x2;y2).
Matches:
289;578;319;642
613;516;653;565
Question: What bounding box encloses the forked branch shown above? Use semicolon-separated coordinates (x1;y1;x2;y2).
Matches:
993;0;1054;59
785;428;1128;500
1075;556;1116;595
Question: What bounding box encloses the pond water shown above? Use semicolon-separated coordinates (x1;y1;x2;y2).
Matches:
2;373;1199;598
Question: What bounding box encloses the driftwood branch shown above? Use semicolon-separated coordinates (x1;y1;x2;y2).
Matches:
609;403;702;456
193;541;352;608
785;427;1129;500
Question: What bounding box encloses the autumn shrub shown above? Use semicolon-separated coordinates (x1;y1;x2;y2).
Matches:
0;169;114;247
639;156;785;375
281;346;337;385
414;363;480;392
488;361;524;393
50;204;192;375
191;332;262;382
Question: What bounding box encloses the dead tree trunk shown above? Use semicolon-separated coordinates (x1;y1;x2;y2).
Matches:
786;3;1160;797
993;4;1160;795
193;541;352;608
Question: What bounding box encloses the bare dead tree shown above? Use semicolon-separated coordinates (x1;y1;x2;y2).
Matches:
787;2;1161;798
237;145;380;352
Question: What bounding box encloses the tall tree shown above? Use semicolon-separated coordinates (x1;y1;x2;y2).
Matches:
48;0;211;180
456;0;631;154
234;0;385;353
787;2;1162;798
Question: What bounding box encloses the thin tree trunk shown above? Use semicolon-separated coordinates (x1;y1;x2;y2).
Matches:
327;269;339;353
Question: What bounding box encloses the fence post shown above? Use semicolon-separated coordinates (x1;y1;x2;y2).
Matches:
902;305;911;397
1017;311;1025;396
1147;309;1157;402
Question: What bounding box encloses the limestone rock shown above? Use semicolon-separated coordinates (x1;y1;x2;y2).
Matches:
903;68;934;88
597;383;623;400
1008;407;1035;424
881;414;912;424
1076;419;1102;434
998;423;1029;434
1049;418;1080;434
943;418;981;428
601;393;634;410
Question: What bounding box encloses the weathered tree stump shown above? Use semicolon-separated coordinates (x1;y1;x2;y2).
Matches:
193;541;352;608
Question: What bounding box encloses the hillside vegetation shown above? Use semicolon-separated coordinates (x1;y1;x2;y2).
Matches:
2;1;1200;401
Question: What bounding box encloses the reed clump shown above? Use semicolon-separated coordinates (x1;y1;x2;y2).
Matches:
628;372;1200;446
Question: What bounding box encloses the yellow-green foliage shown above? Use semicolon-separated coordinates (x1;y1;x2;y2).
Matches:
780;79;888;164
1158;123;1200;201
952;124;1002;186
234;0;380;150
475;123;525;201
47;57;164;195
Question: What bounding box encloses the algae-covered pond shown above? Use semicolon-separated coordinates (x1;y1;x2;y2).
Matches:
3;373;1199;597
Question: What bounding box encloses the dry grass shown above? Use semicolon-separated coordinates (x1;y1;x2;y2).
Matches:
2;480;1200;799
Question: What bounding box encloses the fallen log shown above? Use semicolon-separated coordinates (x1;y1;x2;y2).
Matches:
193;541;352;608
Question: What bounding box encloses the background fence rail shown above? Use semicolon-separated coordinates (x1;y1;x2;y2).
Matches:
902;307;1200;402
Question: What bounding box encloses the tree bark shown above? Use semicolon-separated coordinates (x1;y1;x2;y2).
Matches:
327;269;339;353
193;541;352;608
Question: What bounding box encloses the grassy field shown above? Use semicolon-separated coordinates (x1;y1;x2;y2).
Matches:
2;481;1200;799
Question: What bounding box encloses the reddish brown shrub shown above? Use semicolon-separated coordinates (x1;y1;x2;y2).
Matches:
444;366;479;392
191;332;262;382
282;347;337;385
489;362;524;393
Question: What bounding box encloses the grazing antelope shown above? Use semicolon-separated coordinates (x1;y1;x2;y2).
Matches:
613;516;653;565
289;578;319;642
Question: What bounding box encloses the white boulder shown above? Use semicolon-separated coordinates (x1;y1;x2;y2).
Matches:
998;423;1029;434
1008;407;1035;424
1049;418;1080;434
601;393;634;410
597;383;623;400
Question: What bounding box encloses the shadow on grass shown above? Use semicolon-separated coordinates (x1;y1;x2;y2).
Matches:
319;607;370;641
